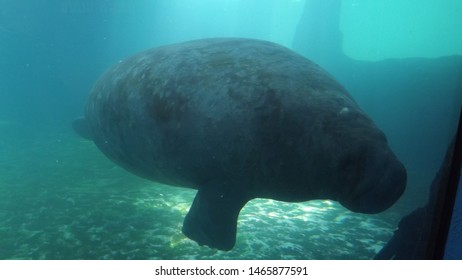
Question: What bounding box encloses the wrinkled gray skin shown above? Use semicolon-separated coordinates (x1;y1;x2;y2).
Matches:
74;38;406;251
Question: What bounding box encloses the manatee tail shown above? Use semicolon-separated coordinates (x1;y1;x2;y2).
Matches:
72;117;93;140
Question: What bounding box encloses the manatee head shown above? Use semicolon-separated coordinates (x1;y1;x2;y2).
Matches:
309;103;406;214
337;141;407;214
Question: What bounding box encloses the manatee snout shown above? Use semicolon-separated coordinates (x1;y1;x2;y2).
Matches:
341;148;406;214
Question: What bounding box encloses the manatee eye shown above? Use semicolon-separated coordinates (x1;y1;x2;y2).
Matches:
338;107;350;115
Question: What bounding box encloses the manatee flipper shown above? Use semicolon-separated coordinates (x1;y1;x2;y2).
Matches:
182;184;250;251
72;117;93;140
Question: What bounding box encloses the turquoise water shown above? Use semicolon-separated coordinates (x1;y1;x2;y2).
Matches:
1;0;461;260
0;121;401;259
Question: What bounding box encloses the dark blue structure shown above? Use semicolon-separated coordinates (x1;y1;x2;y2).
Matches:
445;172;462;259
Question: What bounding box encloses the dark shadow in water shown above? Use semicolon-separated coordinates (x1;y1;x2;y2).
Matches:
293;0;462;259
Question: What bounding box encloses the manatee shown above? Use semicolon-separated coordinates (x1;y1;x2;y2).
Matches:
73;38;406;251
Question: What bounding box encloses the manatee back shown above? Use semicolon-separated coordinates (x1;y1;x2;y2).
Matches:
85;39;355;190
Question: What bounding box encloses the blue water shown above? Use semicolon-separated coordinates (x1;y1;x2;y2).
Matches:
1;0;461;259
